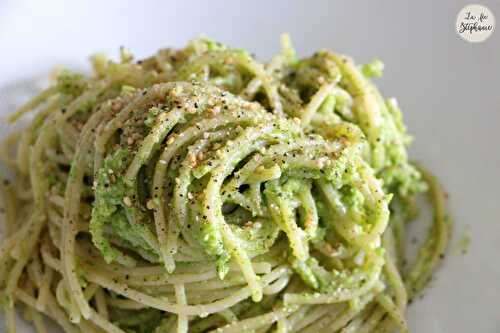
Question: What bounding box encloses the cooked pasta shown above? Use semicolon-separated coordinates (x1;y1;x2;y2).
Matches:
0;35;451;333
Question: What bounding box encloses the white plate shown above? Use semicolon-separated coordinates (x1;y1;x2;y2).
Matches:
1;0;500;332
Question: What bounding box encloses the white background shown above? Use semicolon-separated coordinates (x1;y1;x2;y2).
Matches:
1;0;499;332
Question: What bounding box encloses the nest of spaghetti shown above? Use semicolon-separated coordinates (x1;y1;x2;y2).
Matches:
0;37;450;333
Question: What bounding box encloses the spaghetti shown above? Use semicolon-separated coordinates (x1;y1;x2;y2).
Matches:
0;35;451;333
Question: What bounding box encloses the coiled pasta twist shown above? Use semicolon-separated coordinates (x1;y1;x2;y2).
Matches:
0;36;450;333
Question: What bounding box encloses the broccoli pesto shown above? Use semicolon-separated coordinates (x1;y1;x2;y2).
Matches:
0;36;450;333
